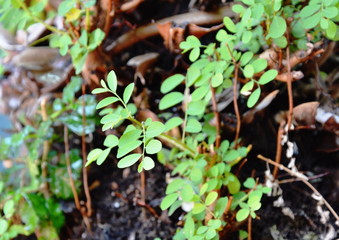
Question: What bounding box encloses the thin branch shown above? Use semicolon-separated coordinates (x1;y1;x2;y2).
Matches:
82;84;92;217
273;121;285;179
210;85;221;148
64;125;81;211
285;35;294;130
226;43;241;148
257;154;339;222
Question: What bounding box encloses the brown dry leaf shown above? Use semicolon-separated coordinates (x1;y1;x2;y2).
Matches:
292;101;319;127
157;22;186;52
12;47;60;71
127;52;159;84
187;23;223;38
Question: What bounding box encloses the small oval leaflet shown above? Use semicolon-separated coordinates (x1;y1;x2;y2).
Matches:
107;70;117;92
159;92;184;110
161;74;185;94
86;148;103;166
117;153;142;168
143;156;155;170
205;191;218;206
160;192;179;210
247;87;261;108
123;82;134;104
269;16;286;38
259;69;278;85
146;121;165;138
103;134;119;148
236;208;250;222
145;139;162;154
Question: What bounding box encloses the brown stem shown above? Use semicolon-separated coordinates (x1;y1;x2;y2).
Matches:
64;125;81;210
257;155;339;222
105;4;236;53
40;97;50;198
210;85;221;148
82;84;92;217
285;37;294;130
226;42;241;148
273;121;285;179
140;166;147;218
248;215;252;240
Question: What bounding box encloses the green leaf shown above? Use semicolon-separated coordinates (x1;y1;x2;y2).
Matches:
205;192;218;206
159;92;184;110
186;118;202;133
192;203;205;214
123;82;134;103
145;139;162;154
269;16;286;38
88;28;105;50
58;0;75;16
243;64;254;78
78;30;88;46
208;219;222;229
300;4;320;18
92;88;110;94
197;226;209;234
243;177;256;188
4;200;15;219
164;117;183;131
107;70;117;92
160;192;179;210
273;36;288;48
216;29;228;42
143;156;155;170
258;69;278;84
119;129;142;147
161;74;185;94
187;100;206;116
104;135;119;148
118;153;141;168
191;85;209;101
190;168;203;183
187;35;201;48
240;52;253;66
205;228;217;240
223;16;236;33
227;173;241;194
97;148;111;165
214;197;228;218
323;6;338;19
146;121;165;138
117;140;142;158
303;12;322;29
247;87;261;108
232;4;245;14
236;208;250;221
242;31;252;44
184;216;195;238
224;149;239;162
320;17;329;29
186;66;200;86
181;184;194;201
168;200;183;216
189;47;200;62
86;148;103;166
211;72;223;87
199;183;209;196
0;218;8;235
326;20;337;39
166;178;185;194
252;58;267;73
96;97;119;109
241;81;254;94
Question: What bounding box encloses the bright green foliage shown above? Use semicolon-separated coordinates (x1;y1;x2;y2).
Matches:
0;78;91;239
0;0;106;74
87;71;165;172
